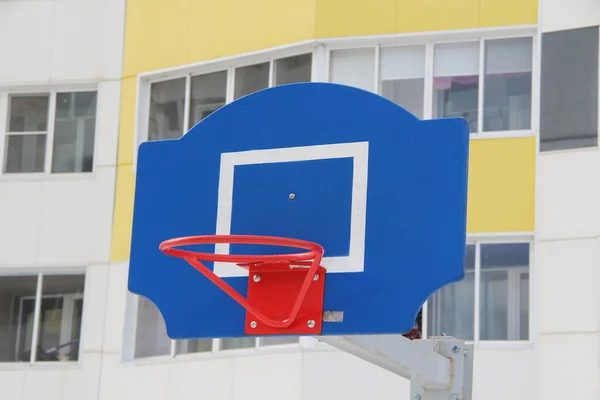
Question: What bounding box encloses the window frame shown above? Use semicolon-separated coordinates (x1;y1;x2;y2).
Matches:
133;45;316;168
0;269;87;366
0;85;99;178
326;32;538;139
422;235;535;348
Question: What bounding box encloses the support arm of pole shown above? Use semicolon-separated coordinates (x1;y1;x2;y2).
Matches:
317;335;474;400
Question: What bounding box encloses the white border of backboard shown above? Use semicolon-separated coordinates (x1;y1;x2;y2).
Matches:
214;142;369;277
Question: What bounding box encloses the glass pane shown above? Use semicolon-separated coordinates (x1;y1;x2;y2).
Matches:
330;48;375;92
36;274;85;362
189;71;227;127
134;296;171;358
259;336;300;346
519;273;529;340
479;243;530;341
275;54;312;86
148;78;186;141
380;46;425;118
479;270;508;340
52;92;97;173
176;339;212;354
234;63;269;100
427;244;475;340
483;38;532;132
8;95;49;132
4;134;46;173
220;337;256;350
540;26;598;151
0;276;38;362
480;243;530;269
433;42;479;132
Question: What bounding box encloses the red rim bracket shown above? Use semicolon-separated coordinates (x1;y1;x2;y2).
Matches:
159;235;326;335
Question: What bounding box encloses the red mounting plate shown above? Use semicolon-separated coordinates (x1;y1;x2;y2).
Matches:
244;264;326;335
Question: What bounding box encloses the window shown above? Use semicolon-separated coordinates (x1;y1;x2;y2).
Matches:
3;91;97;174
329;37;534;134
380;46;425;118
189;71;227;128
0;273;85;363
483;38;532;132
427;241;530;342
540;26;599;151
133;296;300;359
148;78;186;141
330;48;376;92
146;53;312;143
433;42;480;132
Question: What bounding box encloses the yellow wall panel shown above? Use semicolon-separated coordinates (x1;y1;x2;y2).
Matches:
110;165;136;262
480;0;538;27
395;0;480;33
315;0;396;38
117;77;136;165
188;0;316;63
123;0;191;77
316;0;537;38
467;137;535;233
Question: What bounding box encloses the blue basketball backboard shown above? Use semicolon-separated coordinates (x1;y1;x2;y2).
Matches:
128;82;470;339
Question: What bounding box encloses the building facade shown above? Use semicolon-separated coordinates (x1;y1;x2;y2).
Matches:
0;0;599;399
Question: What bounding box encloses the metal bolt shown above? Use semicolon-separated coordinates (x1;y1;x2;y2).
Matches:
253;274;261;282
412;394;421;400
464;349;468;356
250;321;257;328
289;193;296;200
452;345;460;353
307;320;316;328
313;273;319;281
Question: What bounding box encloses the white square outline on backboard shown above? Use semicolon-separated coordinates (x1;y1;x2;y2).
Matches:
214;142;369;277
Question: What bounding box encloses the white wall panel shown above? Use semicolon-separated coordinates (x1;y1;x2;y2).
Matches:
82;264;109;353
0;369;26;400
0;3;53;84
50;0;102;82
0;181;42;265
234;353;302;400
37;179;94;265
537;150;600;240
94;81;122;167
542;0;600;33
170;357;236;400
90;167;117;263
540;334;600;399
102;262;129;354
537;238;600;334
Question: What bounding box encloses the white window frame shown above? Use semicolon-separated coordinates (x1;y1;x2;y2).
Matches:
325;31;537;139
422;234;535;348
0;269;87;365
0;84;99;179
133;42;317;168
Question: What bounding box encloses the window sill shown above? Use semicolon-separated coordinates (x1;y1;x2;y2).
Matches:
539;144;599;156
0;361;83;371
123;342;303;366
0;172;96;183
470;130;534;140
